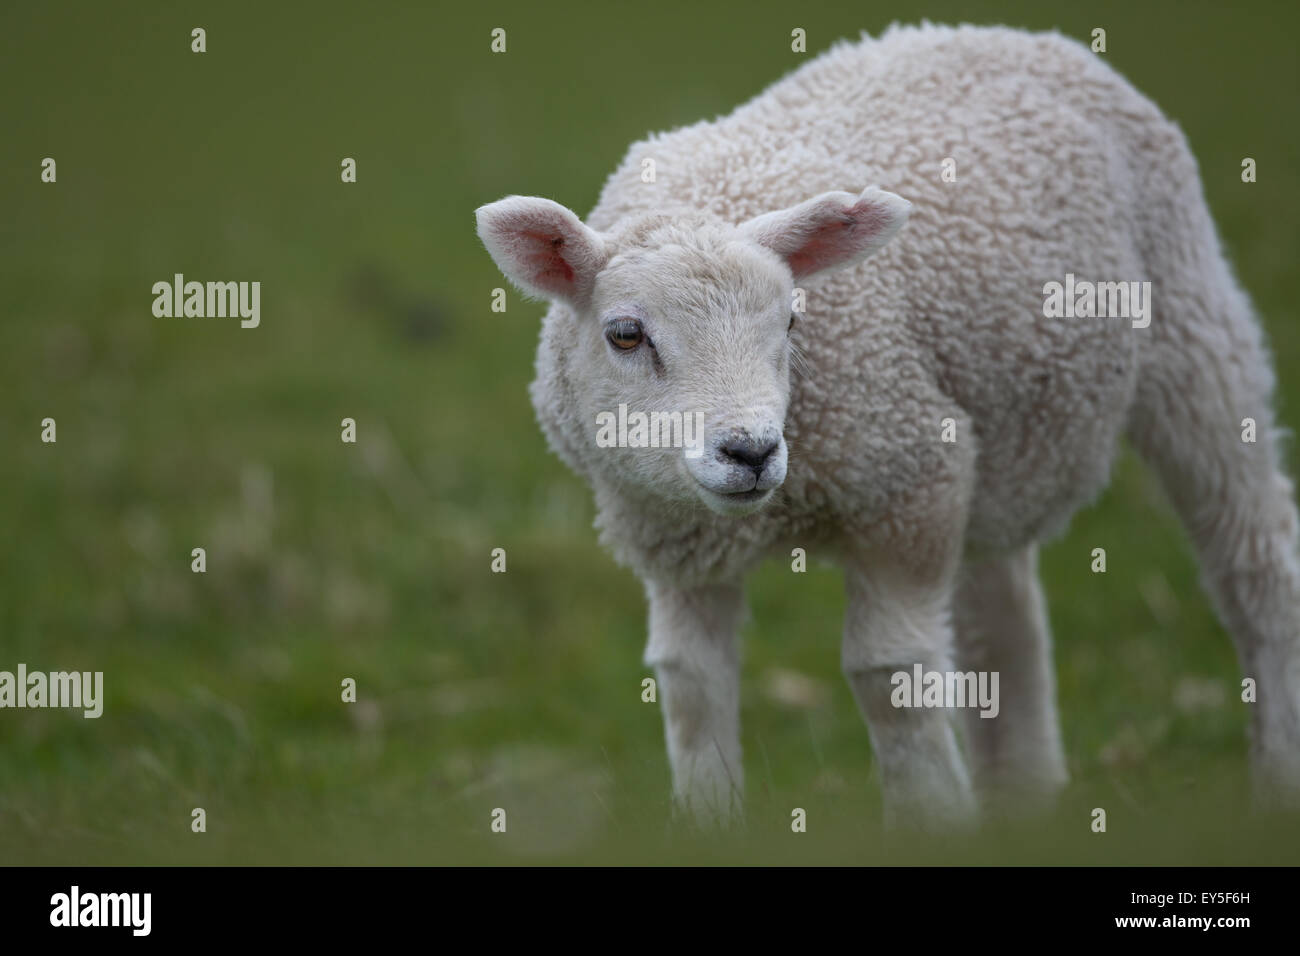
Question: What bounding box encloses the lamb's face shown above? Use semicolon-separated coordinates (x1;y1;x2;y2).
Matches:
577;228;795;516
476;188;911;517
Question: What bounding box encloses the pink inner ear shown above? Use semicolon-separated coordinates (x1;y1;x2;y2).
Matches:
787;204;890;278
522;230;576;286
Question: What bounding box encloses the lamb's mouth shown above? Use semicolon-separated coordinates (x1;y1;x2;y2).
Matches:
693;482;776;515
719;488;769;503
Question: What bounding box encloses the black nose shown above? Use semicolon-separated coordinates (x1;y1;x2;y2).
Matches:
720;437;778;473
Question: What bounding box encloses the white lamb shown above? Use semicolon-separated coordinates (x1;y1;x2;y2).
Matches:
476;23;1300;828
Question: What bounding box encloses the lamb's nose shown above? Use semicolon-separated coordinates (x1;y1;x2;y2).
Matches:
720;437;778;473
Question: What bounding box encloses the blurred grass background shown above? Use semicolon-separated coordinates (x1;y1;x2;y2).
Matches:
2;0;1298;864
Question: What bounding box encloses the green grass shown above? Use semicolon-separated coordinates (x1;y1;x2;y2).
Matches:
1;0;1298;864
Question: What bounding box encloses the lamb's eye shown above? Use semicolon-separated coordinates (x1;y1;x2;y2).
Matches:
788;313;798;332
606;319;644;351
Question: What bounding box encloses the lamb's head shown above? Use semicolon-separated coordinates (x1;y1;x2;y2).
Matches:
475;187;910;516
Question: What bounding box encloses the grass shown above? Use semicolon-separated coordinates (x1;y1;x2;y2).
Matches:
1;0;1298;864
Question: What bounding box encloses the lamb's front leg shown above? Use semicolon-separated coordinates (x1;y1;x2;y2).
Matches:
842;563;977;830
644;580;745;828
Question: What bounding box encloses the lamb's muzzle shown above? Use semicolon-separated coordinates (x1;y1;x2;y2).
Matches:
686;427;788;516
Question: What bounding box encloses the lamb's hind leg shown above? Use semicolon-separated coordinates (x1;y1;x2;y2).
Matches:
1128;279;1300;805
953;545;1068;813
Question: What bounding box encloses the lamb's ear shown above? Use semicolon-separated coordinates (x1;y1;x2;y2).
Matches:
739;186;911;280
475;196;609;305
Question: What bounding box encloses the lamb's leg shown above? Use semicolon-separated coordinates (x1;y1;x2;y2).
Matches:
842;562;976;829
644;581;745;827
1129;337;1300;806
953;546;1068;812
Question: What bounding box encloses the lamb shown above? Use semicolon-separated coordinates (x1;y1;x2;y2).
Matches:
475;23;1300;829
